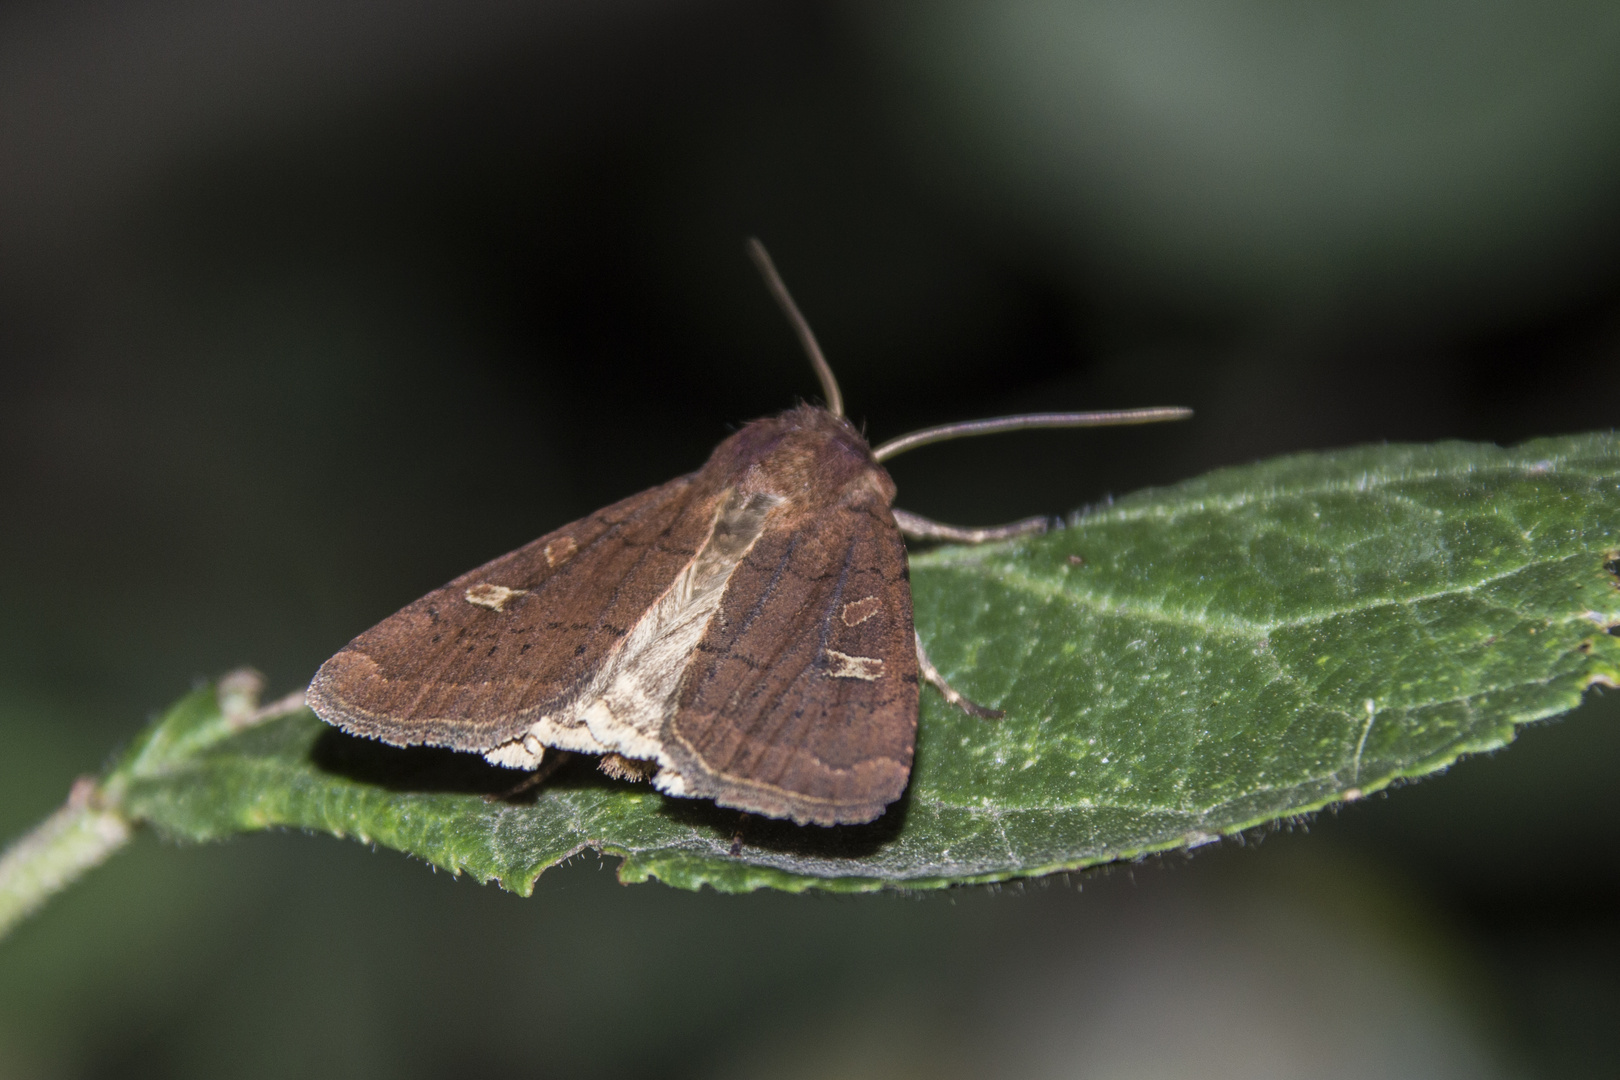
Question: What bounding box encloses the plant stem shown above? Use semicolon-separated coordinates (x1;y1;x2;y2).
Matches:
0;777;132;941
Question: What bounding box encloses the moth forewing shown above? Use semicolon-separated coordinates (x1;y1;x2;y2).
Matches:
657;424;918;825
533;487;784;770
308;473;716;756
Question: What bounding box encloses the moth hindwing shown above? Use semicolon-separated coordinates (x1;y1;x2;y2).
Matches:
308;405;918;826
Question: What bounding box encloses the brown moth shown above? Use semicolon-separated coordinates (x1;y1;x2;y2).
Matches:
308;241;1189;826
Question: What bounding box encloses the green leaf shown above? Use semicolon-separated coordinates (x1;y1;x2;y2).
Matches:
113;433;1620;893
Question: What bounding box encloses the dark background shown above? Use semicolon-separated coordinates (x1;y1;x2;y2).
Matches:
1;2;1617;1076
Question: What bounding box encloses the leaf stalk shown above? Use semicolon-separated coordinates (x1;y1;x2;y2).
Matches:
0;777;132;941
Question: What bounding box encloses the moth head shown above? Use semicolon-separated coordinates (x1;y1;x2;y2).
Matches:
718;407;892;507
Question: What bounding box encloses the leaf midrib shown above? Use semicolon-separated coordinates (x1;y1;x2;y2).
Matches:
1044;456;1607;530
924;555;1564;638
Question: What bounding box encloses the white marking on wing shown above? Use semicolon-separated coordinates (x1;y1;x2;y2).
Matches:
824;650;884;681
840;596;882;626
543;536;578;566
464;583;527;611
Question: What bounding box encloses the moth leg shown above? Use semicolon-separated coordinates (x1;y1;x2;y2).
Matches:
598;752;657;783
893;508;1049;545
484;749;575;803
915;631;1005;719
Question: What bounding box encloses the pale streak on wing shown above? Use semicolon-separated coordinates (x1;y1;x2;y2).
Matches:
313;473;710;756
483;488;783;770
654;494;918;822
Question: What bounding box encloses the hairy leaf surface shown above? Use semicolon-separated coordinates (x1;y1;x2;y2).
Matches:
114;434;1620;892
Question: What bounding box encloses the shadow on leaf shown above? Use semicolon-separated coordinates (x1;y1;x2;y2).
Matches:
309;726;905;859
310;728;523;794
310;729;660;801
653;788;909;860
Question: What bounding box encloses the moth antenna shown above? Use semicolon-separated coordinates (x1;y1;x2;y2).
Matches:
871;408;1193;463
747;238;844;419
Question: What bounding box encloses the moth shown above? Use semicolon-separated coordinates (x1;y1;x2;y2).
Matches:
309;241;1189;826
